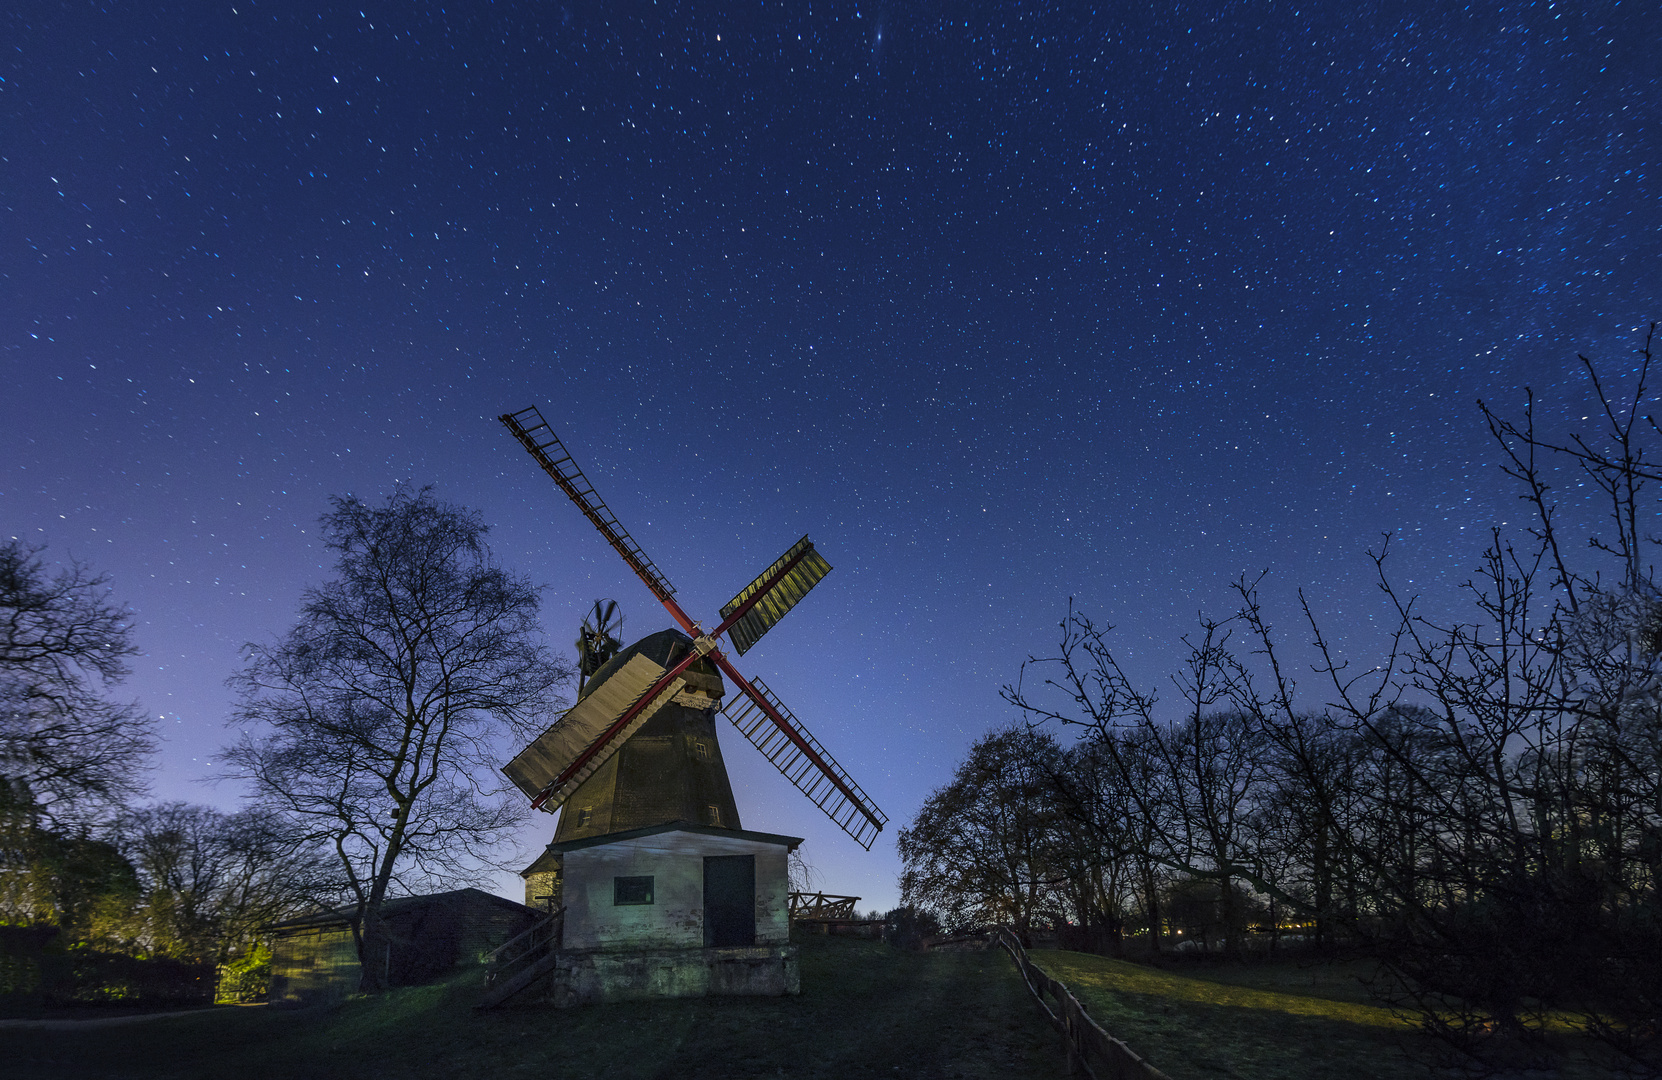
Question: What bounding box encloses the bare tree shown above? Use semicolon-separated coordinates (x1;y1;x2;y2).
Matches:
1044;737;1141;949
1156;708;1267;957
117;802;330;965
1002;605;1293;920
0;540;154;829
787;845;823;895
223;487;572;992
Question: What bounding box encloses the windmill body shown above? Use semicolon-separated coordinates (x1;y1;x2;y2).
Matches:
490;407;887;1007
517;628;747;914
511;629;805;1006
550;629;743;844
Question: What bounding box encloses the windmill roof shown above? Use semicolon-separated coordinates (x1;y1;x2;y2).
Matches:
526;820;802;868
577;627;722;702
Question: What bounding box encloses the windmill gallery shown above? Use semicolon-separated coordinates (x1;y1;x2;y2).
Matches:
473;407;888;1008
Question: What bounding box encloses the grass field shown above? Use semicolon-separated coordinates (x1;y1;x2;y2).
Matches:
0;935;1062;1080
3;938;1631;1079
1029;950;1618;1080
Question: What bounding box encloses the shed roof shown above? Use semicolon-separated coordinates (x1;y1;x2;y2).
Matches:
265;887;537;932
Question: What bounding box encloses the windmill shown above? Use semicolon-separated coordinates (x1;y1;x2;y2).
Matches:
498;406;888;851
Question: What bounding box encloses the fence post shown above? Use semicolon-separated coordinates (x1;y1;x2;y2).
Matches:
1063;1008;1086;1077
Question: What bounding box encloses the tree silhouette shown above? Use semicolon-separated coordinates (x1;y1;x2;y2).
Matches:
225;487;572;992
0;540;154;830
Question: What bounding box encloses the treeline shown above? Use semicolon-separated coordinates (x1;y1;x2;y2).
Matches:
902;692;1660;967
902;330;1662;1066
3;488;573;999
2;804;329;1001
1;541;328;1000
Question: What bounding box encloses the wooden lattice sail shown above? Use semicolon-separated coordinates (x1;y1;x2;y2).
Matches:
719;536;833;656
502;652;687;812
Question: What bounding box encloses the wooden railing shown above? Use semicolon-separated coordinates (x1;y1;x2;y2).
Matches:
477;909;564;1009
992;927;1172;1080
485;908;561;969
787;892;862;920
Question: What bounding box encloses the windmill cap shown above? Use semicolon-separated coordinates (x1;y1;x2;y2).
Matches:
576;627;723;703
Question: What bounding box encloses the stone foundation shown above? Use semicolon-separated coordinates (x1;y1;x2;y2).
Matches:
544;944;799;1006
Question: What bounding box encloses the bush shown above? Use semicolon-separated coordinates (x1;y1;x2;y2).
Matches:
0;925;214;1007
215;943;271;1004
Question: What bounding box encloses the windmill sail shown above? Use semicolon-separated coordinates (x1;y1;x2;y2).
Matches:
720;537;832;656
721;677;887;850
503;653;687;811
500;407;680;608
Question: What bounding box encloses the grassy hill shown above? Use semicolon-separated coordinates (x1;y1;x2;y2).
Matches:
1029;950;1618;1080
0;935;1063;1080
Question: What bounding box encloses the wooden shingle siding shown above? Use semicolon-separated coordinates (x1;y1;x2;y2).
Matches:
524;867;561;912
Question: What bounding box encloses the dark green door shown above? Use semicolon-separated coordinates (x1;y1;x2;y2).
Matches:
703;855;756;947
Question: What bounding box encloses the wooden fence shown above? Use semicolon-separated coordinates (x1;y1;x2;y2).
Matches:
787;891;862;920
992;927;1173;1080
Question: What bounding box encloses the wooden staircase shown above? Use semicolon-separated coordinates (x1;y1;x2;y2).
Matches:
476;908;563;1009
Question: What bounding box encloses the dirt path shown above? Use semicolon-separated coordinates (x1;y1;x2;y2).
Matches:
0;1006;258;1030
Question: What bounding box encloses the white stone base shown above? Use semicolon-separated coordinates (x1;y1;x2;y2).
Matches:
545;944;799;1006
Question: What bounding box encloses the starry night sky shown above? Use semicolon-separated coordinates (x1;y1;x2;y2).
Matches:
4;1;1658;907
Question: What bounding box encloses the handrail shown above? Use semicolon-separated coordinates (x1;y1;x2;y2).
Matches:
477;909;564;1010
788;891;863;920
486;908;561;965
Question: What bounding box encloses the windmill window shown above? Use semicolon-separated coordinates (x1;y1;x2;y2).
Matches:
613;876;655;906
576;807;593;827
704;804;722;826
693;740;709;760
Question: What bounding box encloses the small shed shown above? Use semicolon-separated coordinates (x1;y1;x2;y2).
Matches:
520;820;802;1006
267;887;539;1005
